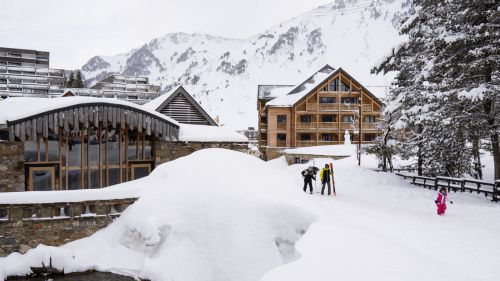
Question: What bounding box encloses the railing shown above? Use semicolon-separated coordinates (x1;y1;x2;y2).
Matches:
277;122;286;130
296;141;316;147
341;104;359;111
318;141;336;146
394;174;499;202
319;122;339;130
260;140;267;146
340;122;356;130
307;104;317;111
277;141;287;147
361;104;372;111
363;123;376;130
319;104;339;111
261;124;267;130
297;122;316;130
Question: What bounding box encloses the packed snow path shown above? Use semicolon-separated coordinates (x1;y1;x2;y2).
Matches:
1;148;500;281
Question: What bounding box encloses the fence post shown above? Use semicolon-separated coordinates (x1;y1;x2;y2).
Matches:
461;180;465;193
494;181;499;203
434;177;438;191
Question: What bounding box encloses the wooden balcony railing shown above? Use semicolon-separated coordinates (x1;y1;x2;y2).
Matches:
361;104;372;112
260;140;267;146
277;141;287;147
341;104;359;111
363;123;376;130
307;104;317;111
318;141;336;146
319;104;339;111
277;122;286;130
296;141;316;147
340;122;356;130
297;122;316;130
318;122;339;130
261;124;267;130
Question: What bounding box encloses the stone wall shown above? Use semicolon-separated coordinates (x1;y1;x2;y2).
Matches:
0;198;137;257
155;141;249;166
265;147;287;161
0;141;25;192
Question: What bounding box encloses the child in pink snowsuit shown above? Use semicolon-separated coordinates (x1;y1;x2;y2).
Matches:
435;187;453;215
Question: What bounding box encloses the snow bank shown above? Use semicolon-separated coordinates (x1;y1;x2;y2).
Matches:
0;149;316;281
179;123;248;142
0;97;178;126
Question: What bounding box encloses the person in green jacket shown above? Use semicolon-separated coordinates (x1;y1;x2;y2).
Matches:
320;164;332;196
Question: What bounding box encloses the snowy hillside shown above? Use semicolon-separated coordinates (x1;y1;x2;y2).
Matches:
80;0;412;129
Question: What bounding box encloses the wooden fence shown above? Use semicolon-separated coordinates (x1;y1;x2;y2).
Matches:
394;173;499;202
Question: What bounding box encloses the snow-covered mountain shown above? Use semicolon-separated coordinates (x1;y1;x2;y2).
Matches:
80;0;412;129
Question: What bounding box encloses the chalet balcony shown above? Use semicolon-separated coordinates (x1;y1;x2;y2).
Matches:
340;104;359;111
361;104;372;111
340;122;356;130
277;123;286;130
319;104;339;111
362;123;376;130
296;141;316;147
318;141;336;146
260;140;267;146
277;141;287;147
318;122;339;130
297;122;316;130
260;112;267;117
260;124;267;133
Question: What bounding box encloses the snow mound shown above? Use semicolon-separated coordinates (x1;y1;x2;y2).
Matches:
0;149;317;281
179;123;248;142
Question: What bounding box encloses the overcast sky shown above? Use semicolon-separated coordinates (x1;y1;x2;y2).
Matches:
1;0;333;70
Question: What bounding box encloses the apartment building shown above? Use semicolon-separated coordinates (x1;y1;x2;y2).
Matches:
0;47;65;98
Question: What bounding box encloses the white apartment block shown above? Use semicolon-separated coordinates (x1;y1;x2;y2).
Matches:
0;47;65;98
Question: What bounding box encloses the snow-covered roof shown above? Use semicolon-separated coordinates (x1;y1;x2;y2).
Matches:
179;124;248;142
0;97;179;127
257;85;295;100
266;65;336;107
284;144;355;157
142;85;182;111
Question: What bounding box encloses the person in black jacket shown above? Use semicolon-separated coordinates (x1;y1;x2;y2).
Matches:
320;164;332;195
301;166;316;194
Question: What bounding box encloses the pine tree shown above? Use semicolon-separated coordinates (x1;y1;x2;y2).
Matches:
364;107;399;172
66;71;75;88
73;71;85;88
371;0;483;178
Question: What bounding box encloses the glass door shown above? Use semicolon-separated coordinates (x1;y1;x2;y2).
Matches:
130;163;152;181
29;167;56;191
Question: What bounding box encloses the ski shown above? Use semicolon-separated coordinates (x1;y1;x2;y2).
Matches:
330;163;336;196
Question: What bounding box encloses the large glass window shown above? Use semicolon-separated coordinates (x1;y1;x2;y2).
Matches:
341;97;357;104
277;134;286;141
322;115;333;122
343;116;354;123
365;134;375;141
300;115;311;122
319;97;335;104
300;134;311;141
341;81;350;92
277;115;286;123
322;134;332;141
365;116;375;123
329;78;339;92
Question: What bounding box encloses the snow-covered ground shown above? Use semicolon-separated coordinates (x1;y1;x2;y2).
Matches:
1;147;500;281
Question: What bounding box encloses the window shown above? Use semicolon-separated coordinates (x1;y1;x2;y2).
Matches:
341;81;350;92
365;116;375;123
23;80;35;84
365;134;375;141
36;81;49;84
277;134;286;141
127;96;138;99
9;79;22;84
343;115;354;123
277;115;286;123
341;97;357;104
0;80;6;84
9;88;22;92
319;97;335;104
300;134;311;141
9;70;21;74
0;62;6;65
23;71;35;75
37;56;48;60
34;90;49;94
295;157;300;164
322;115;333;122
322;134;332;141
329;78;339;91
9;62;21;66
300;115;311;122
320;86;328;92
9;53;21;58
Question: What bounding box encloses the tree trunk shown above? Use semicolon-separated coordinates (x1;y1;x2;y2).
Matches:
417;125;423;176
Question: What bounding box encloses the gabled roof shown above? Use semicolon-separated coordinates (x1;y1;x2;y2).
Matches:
257;85;296;100
143;86;219;126
263;64;384;108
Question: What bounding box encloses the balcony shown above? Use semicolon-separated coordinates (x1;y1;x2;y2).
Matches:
362;123;376;130
362;104;372;112
340;122;357;130
318;122;339;130
297;122;316;130
260;140;267;146
297;141;316;147
260;124;267;133
341;104;359;111
277;122;286;130
277;141;287;147
318;141;337;146
319;103;339;111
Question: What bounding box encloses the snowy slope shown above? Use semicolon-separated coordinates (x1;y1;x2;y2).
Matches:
1;148;500;281
80;0;412;129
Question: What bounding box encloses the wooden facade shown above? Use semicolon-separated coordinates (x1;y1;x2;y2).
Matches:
257;66;383;153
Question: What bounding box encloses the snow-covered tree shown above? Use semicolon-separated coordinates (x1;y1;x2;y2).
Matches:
364;107;399;172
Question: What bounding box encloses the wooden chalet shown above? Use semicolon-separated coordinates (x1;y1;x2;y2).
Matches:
143;86;218;126
257;65;383;156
